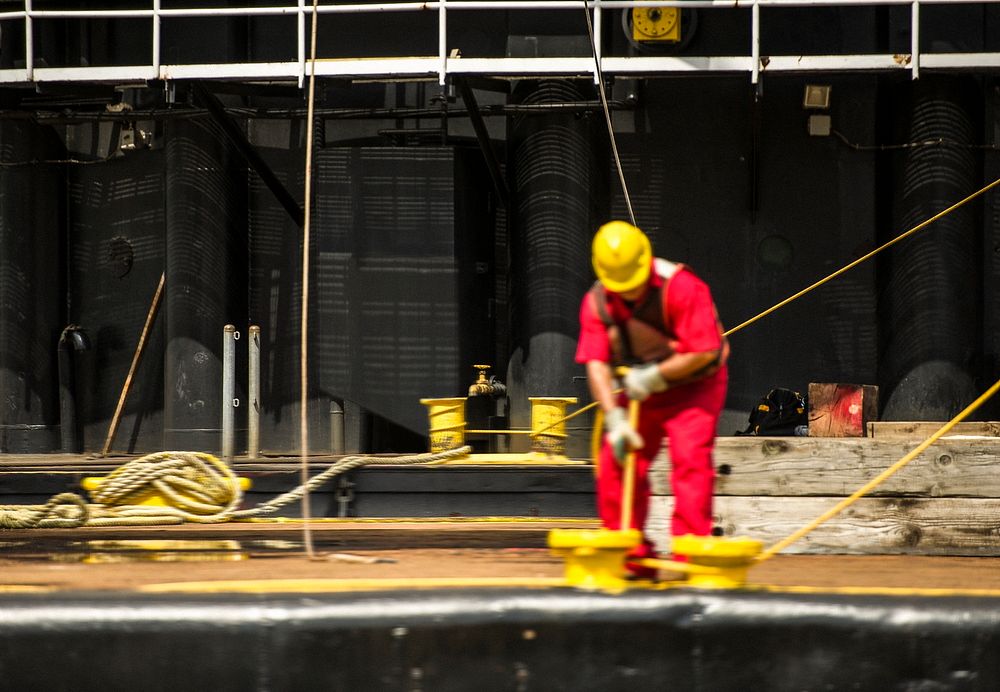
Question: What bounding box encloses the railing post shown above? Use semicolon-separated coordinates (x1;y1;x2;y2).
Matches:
152;0;161;77
751;0;760;86
298;0;307;88
222;324;237;461
439;0;447;86
911;0;920;80
24;0;33;82
248;325;260;460
593;0;602;85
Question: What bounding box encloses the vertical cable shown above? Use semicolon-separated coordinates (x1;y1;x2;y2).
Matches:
299;0;320;560
582;2;635;226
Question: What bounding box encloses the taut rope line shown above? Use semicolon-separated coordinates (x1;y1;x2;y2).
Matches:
582;2;636;226
532;177;1000;437
299;0;321;558
725;176;1000;337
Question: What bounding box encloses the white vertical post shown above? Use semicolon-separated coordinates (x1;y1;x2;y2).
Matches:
223;324;237;461
911;0;920;80
248;325;260;460
152;0;161;76
24;0;33;82
439;0;447;86
593;1;602;85
751;0;760;86
298;0;306;88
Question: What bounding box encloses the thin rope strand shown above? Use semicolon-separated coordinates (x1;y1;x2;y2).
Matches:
299;0;320;559
582;3;635;226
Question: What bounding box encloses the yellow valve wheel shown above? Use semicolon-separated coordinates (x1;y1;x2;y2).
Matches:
548;528;642;592
671;534;763;589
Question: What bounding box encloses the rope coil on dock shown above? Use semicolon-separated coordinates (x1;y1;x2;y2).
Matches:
0;445;472;530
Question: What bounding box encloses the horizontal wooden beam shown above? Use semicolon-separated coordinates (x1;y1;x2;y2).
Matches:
647;496;1000;556
868;421;1000;440
650;436;1000;498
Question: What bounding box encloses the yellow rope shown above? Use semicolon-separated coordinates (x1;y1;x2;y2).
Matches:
754;375;1000;564
725;176;1000;337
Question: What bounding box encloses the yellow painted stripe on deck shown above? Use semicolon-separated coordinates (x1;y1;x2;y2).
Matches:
139;577;568;593
0;585;54;593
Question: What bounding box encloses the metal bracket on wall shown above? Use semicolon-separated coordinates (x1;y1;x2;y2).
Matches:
456;78;509;208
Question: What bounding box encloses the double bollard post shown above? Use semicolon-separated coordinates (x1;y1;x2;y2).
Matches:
222;324;262;462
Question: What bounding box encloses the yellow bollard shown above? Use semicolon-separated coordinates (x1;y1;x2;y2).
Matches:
420;397;468;453
548;528;642;591
528;396;578;457
670;535;763;589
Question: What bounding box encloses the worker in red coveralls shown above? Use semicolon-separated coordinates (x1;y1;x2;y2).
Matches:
575;220;728;578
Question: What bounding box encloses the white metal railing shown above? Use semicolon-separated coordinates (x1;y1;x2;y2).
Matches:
0;0;998;86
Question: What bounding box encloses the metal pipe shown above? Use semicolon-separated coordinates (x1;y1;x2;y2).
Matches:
248;325;260;460
222;324;237;461
911;0;920;80
24;0;32;81
14;1;987;15
330;400;344;455
592;1;602;85
438;0;447;86
57;326;90;454
152;0;161;75
297;0;306;88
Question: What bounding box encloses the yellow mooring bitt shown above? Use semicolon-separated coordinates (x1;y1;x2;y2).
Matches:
548;528;643;592
548;529;763;592
420;395;584;463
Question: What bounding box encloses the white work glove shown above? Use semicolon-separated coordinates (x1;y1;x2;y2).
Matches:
623;363;668;401
604;407;643;465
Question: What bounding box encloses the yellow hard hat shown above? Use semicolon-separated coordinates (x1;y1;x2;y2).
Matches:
591;220;652;293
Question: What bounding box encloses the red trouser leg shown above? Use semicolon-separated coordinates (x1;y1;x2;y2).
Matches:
664;401;720;537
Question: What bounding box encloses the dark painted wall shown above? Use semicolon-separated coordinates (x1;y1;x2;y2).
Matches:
0;121;64;452
1;5;999;453
605;75;878;431
248;143;495;453
68;148;166;453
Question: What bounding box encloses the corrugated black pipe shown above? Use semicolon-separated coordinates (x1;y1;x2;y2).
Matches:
163;117;248;452
879;76;981;420
505;80;609;455
0;120;65;452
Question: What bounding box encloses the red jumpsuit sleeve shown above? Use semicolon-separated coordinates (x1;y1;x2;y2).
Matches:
667;271;723;354
575;290;611;364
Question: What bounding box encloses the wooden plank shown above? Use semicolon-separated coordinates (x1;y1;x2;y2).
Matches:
868;421;1000;439
649;437;1000;497
645;496;1000;556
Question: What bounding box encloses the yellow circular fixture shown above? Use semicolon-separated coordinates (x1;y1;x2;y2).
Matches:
632;7;679;41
